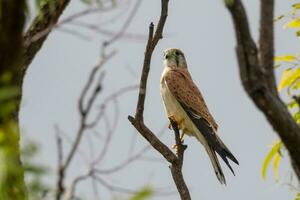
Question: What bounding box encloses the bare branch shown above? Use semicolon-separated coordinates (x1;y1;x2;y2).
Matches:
95;125;168;174
66;21;145;42
169;120;189;197
259;0;276;93
64;63;109;171
128;0;191;199
133;22;154;122
86;85;138;129
225;0;300;180
64;171;91;200
93;175;144;194
55;50;115;200
55;1;143;198
58;6;116;26
55;130;64;200
92;112;115;166
103;0;142;46
128;115;177;164
22;0;72;77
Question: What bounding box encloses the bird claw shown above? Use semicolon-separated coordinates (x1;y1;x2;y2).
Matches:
168;115;177;130
172;143;187;156
172;138;185;156
172;144;179;155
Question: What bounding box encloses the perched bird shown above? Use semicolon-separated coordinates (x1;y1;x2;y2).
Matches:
160;48;239;184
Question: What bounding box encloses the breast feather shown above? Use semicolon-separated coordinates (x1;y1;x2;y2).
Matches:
161;79;193;135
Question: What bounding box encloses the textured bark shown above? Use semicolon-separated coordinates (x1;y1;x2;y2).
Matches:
22;0;71;81
225;0;300;180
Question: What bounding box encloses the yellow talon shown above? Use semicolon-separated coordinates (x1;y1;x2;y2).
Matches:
168;115;185;129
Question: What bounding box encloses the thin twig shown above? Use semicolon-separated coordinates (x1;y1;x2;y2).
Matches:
56;130;64;200
56;1;143;198
103;0;143;46
67;21;145;41
95;125;168;174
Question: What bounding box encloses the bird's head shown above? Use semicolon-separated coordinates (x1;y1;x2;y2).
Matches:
163;48;187;69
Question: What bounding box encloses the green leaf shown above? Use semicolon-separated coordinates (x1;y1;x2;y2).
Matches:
0;101;17;118
261;140;283;179
291;78;300;90
129;187;153;200
274;55;297;62
21;141;39;159
273;153;281;180
287;101;299;109
293;3;300;9
0;86;20;102
294;192;300;200
23;164;48;175
0;72;12;84
284;18;300;28
278;68;300;92
293;111;300;123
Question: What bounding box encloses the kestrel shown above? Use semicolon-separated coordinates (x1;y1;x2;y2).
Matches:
160;48;239;184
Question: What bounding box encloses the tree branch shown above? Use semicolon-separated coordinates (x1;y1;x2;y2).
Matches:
55;2;142;198
259;0;276;93
22;0;71;79
225;0;300;180
128;0;191;199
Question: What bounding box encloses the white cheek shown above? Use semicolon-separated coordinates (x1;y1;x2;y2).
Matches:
164;59;176;68
163;59;168;67
178;57;187;68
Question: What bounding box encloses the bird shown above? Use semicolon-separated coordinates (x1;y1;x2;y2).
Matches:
160;48;239;184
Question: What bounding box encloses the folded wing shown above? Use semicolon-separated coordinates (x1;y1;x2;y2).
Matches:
163;68;239;174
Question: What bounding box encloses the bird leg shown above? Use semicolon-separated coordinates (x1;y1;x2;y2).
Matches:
168;116;187;155
168;115;184;130
168;115;176;129
171;130;185;156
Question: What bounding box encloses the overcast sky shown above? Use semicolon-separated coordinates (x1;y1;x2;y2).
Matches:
20;0;300;199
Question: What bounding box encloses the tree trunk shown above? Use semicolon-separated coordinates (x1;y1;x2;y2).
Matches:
0;0;27;199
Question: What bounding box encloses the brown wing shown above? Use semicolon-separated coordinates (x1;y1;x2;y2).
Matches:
164;68;239;169
163;68;218;131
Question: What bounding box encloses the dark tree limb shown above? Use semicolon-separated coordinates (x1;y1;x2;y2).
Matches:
22;0;71;80
0;0;27;199
225;0;300;180
128;0;191;199
259;0;276;94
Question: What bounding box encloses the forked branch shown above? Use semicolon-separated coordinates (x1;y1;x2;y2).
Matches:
128;0;191;199
225;0;300;180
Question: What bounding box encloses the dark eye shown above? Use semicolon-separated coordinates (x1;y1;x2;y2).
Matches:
175;51;180;56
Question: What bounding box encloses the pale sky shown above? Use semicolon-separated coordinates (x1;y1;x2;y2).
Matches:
20;0;299;199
